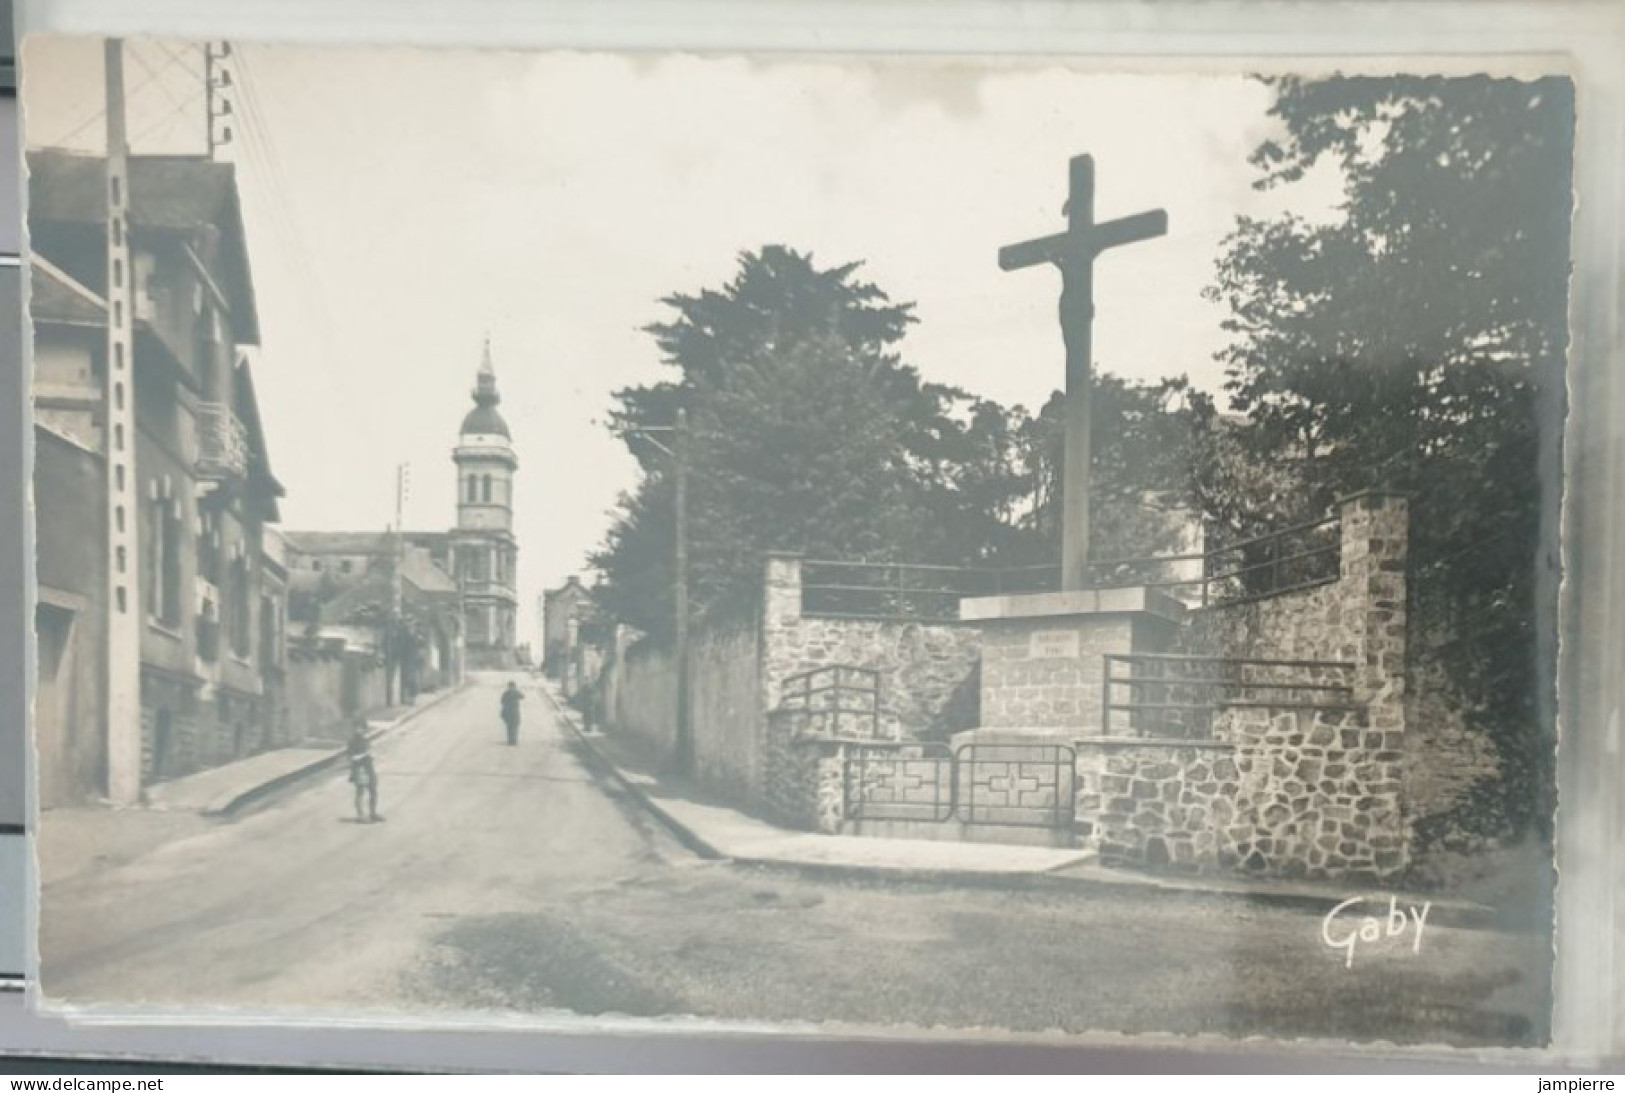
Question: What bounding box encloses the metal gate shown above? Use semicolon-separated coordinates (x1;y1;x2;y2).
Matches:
843;742;1076;831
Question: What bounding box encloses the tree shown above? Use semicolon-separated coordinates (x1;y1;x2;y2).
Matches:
1017;376;1217;572
594;246;941;635
1206;75;1574;840
595;246;1219;633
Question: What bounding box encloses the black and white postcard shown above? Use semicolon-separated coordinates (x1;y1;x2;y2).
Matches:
23;38;1572;1050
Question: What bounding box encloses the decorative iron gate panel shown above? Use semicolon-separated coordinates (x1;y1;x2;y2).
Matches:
844;742;1076;831
956;743;1075;830
842;745;956;823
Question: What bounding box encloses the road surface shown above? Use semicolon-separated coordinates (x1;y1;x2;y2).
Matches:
38;675;1551;1047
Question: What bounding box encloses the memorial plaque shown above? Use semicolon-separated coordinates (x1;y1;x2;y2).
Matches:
1029;629;1081;660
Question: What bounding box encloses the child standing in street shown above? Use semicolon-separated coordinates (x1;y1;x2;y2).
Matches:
346;722;382;823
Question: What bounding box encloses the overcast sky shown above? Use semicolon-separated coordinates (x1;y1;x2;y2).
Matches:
23;38;1343;648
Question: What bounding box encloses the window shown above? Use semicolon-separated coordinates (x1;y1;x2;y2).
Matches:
199;512;221;584
195;300;216;392
481;475;492;503
148;493;183;626
260;592;281;674
340;560;352;574
466;475;478;503
229;553;251;658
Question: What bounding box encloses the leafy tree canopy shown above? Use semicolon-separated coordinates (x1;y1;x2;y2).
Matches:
592;246;1206;635
1207;75;1574;839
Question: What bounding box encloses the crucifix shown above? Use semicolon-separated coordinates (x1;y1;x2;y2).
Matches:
1000;153;1168;593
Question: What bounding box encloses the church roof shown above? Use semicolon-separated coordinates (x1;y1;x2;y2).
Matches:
400;550;459;595
282;531;393;556
460;405;511;439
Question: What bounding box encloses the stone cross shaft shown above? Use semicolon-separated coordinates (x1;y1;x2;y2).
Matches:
1000;154;1167;592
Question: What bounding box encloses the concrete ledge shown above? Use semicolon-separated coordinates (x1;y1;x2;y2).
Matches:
1074;736;1237;751
959;586;1186;624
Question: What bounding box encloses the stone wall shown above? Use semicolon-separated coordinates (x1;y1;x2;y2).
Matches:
1077;704;1409;879
1075;738;1237;868
1101;490;1413;877
688;614;763;804
285;651;387;745
138;673;277;783
595;609;764;805
762;709;848;833
974;597;1181;733
1180;579;1344;666
1184;491;1409;721
762;709;948;836
762;554;981;741
599;629;680;773
1221;705;1408;877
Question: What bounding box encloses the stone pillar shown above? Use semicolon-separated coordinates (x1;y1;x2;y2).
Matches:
1335;490;1409;731
958;587;1185;738
760;552;804;714
762;552;803;629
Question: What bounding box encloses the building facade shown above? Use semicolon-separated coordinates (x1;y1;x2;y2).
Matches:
542;575;593;678
30;151;289;806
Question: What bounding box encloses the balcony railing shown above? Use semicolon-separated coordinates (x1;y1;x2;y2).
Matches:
195;402;250;480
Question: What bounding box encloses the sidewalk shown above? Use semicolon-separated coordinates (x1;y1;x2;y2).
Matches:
542;684;1500;925
145;681;468;818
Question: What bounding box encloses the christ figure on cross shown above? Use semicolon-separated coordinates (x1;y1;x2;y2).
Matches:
1000;154;1168;593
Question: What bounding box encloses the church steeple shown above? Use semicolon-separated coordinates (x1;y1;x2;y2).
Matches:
452;333;520;661
460;335;510;439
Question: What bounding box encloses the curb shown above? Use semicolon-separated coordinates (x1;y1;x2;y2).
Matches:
541;684;725;861
538;685;1507;928
205;679;472;819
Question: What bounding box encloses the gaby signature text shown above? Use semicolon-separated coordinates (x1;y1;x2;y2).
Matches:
1321;895;1432;968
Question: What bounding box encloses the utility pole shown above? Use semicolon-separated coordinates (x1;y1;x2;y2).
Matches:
387;463;407;705
673;409;692;778
103;39;143;806
619;414;693;777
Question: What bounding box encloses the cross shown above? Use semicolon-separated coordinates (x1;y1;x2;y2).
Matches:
1000;154;1167;592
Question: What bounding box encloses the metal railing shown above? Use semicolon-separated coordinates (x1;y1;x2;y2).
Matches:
1196;514;1341;607
799;512;1342;619
195;402;250;480
778;664;884;739
1101;652;1359;739
843;741;1076;829
843;742;956;822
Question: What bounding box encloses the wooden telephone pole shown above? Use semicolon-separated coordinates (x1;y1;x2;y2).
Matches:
386;463;407;705
673;409;692;778
622;414;693;777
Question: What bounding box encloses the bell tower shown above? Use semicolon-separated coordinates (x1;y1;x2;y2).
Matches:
451;336;519;661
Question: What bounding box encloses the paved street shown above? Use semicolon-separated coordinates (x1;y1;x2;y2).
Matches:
40;676;1550;1047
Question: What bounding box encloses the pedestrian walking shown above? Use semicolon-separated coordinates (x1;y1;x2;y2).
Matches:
346;722;382;823
500;681;525;745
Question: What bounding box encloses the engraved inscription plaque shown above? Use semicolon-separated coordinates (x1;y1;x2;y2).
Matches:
1029;629;1081;659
